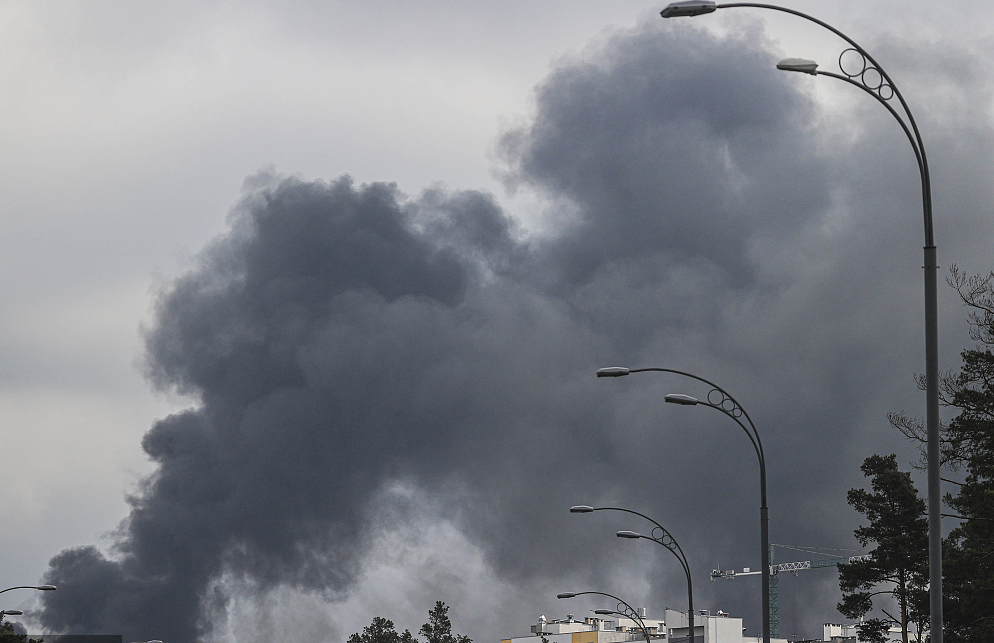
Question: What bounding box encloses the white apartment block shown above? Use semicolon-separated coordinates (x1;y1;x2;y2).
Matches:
824;622;924;643
500;609;790;643
502;610;916;643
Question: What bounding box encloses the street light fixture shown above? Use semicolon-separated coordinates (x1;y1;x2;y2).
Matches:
657;4;941;642
659;1;716;18
775;58;818;74
557;591;653;643
570;505;696;643
598;367;767;643
663;394;697;406
0;610;23;620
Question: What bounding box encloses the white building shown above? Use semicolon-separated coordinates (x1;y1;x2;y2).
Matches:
823;622;924;643
501;609;789;643
501;610;662;643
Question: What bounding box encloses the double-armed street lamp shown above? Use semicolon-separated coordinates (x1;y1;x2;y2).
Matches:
597;367;768;643
557;591;653;643
657;3;942;641
570;505;695;643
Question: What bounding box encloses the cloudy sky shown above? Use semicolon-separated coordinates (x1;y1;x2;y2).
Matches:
1;1;993;642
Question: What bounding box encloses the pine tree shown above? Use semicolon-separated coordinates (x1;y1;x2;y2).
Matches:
348;616;417;643
888;266;994;641
419;601;472;643
0;621;42;643
838;454;928;643
349;602;472;643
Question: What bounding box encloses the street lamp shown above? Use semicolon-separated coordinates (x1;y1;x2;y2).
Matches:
597;367;768;643
570;505;695;643
658;4;941;642
0;586;56;595
0;586;56;624
659;1;716;18
557;591;653;643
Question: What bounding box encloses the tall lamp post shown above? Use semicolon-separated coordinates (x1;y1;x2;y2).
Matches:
659;3;941;642
569;505;695;643
557;591;653;643
597;367;768;643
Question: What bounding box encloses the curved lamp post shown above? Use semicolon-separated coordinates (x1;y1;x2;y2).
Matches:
0;586;56;595
570;505;695;643
659;3;941;642
598;367;767;643
0;586;56;623
557;591;653;643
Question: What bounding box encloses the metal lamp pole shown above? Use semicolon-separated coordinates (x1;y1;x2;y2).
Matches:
659;3;941;641
598;367;768;643
557;591;654;643
570;505;695;643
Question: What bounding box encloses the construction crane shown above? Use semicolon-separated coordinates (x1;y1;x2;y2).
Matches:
710;544;870;638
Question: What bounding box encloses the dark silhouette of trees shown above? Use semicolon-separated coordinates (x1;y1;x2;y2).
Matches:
419;602;472;643
349;602;472;643
838;454;928;643
0;621;42;643
889;266;994;641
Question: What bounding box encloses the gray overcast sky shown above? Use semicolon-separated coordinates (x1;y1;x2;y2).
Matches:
1;2;992;642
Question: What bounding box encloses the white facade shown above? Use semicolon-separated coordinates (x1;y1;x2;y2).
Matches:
500;612;661;643
502;610;789;643
822;622;924;643
532;613;663;636
664;609;787;643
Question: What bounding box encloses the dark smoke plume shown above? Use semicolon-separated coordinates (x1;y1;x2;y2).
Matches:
37;17;983;643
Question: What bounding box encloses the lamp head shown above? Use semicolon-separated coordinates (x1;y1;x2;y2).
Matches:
0;610;23;616
593;609;616;616
570;505;595;513
665;393;699;405
617;530;642;539
776;58;819;74
597;367;630;378
557;592;577;599
36;585;57;591
660;1;717;18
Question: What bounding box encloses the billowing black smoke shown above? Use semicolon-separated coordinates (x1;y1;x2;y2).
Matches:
36;17;956;643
